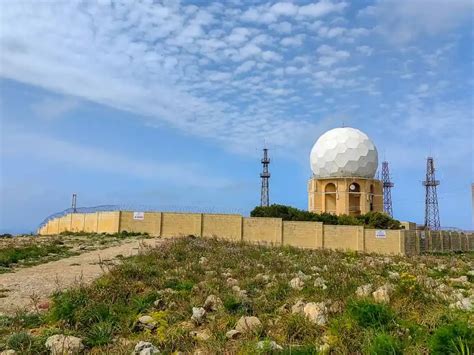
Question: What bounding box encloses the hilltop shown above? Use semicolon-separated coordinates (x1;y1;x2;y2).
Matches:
1;236;473;354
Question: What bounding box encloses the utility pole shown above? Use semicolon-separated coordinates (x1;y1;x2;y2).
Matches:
260;148;270;207
423;157;440;230
381;161;394;217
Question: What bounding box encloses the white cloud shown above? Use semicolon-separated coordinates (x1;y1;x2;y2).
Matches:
356;45;373;56
1;130;230;188
317;44;350;66
31;97;80;120
299;1;348;17
281;34;305;46
362;0;473;43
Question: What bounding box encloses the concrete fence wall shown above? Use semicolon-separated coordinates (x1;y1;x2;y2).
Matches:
38;211;474;255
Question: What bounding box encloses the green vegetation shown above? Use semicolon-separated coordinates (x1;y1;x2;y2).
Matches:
251;204;402;229
1;237;472;354
0;240;74;270
0;232;150;272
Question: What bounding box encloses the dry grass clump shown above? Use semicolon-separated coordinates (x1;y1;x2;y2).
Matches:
0;237;472;354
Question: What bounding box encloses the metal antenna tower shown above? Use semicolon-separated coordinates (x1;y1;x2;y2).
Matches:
423;157;440;230
260;148;270;207
381;161;394;217
71;193;77;213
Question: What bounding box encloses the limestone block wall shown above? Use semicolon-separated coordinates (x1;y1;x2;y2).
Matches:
161;212;202;238
119;211;161;236
282;221;323;249
365;229;402;255
202;214;242;241
84;213;98;233
242;217;282;245
38;210;474;255
323;225;360;251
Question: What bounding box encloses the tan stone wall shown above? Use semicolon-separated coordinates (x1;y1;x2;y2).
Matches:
282;221;323;249
97;211;120;234
323;225;359;251
243;217;282;245
202;214;242;241
58;215;72;233
119;211;161;236
38;211;474;255
83;213;98;233
70;214;85;232
365;229;402;255
161;212;202;237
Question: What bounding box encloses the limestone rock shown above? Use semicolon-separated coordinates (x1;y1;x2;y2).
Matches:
303;302;328;325
356;284;372;297
388;271;400;280
203;295;223;312
450;298;473;311
190;329;211;341
372;284;394;304
289;277;304;290
226;278;239;287
256;340;283;350
199;257;208;265
45;335;84;355
191;307;206;325
291;299;306;314
235;316;262;334
133;341;160;355
138;315;157;330
226;329;241;339
314;277;328;290
297;271;312;281
450;276;468;285
1;350;17;355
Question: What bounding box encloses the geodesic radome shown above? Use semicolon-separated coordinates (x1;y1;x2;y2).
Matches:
310;127;378;178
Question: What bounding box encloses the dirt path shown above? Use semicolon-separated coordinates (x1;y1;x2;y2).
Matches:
0;238;163;315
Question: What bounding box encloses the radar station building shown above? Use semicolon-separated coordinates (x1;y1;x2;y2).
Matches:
308;127;383;216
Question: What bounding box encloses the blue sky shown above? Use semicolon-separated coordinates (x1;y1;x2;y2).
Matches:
0;0;473;233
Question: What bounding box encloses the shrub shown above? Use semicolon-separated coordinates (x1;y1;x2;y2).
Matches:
366;333;402;355
250;205;401;229
85;321;114;346
7;331;33;351
429;321;474;354
347;299;395;329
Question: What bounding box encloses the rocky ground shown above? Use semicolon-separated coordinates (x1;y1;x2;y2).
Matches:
0;236;473;354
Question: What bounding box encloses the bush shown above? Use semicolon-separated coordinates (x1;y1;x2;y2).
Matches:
7;331;33;351
429;321;474;354
347;300;395;329
366;333;402;354
250;205;401;229
86;321;114;346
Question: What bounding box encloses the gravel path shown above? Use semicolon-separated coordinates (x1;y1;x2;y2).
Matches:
0;238;163;315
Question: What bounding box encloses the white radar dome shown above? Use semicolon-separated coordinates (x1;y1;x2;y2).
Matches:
310;127;378;178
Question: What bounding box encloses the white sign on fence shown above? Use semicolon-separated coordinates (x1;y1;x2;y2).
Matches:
375;230;386;239
133;212;145;220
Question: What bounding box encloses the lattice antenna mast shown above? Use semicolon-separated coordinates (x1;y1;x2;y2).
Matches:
381;161;394;217
260;148;270;207
423;157;440;230
71;193;77;213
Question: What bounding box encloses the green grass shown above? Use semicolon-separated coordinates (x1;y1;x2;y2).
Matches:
0;237;472;354
0;241;74;269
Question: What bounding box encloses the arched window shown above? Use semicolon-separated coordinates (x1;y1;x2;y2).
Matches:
324;183;337;214
348;182;361;215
